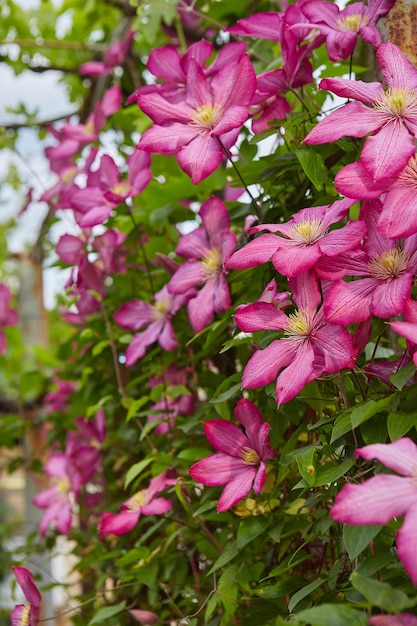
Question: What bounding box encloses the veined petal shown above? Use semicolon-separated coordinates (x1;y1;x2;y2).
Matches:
276;341;316;405
141;497;172;516
335;160;390;199
187;280;217;333
175;228;210;259
125;322;163;366
200;197;231;246
361;122;416;181
390;319;417;345
204;419;248;454
139;123;197;154
377;41;417;90
396;504;417;585
319;221;367;256
235;302;287;332
304;101;382;144
13;567;42;606
371;273;412;318
357;438;417;476
324;278;375;324
217;466;257;512
378;186;417;238
253;461;267;495
98;510;140;536
319;77;384;104
314;324;355;372
331;474;416;524
225;234;280;269
212;55;256;109
137;91;192;124
114;300;153;330
177;133;223;184
325;29;357;62
242;339;296;388
158;320;178;352
213;275;232;313
169;262;205;293
271;240;322;277
189;452;248;486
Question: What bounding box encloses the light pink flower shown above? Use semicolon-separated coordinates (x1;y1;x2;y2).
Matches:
98;472;176;536
235;272;355;405
304;42;417;181
11;566;41;626
319;201;417;325
80;29;134;77
0;283;18;355
114;285;194;366
225;197;361;277
129;610;159;625
331;437;417;585
297;0;395;61
168;197;237;333
137;55;256;183
189;399;275;512
43;375;77;414
33;452;82;537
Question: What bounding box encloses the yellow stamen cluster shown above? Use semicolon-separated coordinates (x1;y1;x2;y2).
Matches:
189;103;223;131
112;180;130;196
284;309;314;337
56;478;70;494
398;156;417;188
336;14;368;32
201;247;223;279
152;298;170;321
286;219;325;245
18;605;30;626
368;249;411;281
240;446;260;465
126;489;147;511
374;87;417;119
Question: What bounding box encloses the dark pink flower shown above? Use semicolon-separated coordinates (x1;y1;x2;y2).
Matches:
0;283;18;354
389;299;417;366
297;0;395;61
331;437;417;585
129;610;159;625
335;154;417;239
319;201;417;325
11;566;41;626
168;197;237;332
114;285;194;366
304;42;417;181
137;55;256;183
369;616;417;626
226;197;361;277
43;375;77;414
189;399;275;512
98;472;176;536
236;272;355;405
147;365;194;435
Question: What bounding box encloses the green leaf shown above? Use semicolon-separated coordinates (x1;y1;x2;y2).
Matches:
387;410;417;440
351;395;395;429
288;578;324;612
237;516;270;549
312;457;355;487
343;524;382;560
351;572;414;612
389;361;416;390
177;447;210;462
124;458;153;488
330;411;353;443
88;601;126;625
295;149;328;190
86;395;113;418
291;604;367;626
208;542;240;574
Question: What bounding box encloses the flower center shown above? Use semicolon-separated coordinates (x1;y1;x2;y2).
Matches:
201;247;223;279
286;219;326;245
111;180;130;197
240;446;260;465
189;103;223;130
152;298;171;321
284;308;318;338
374;87;417;118
336;14;368;32
56;477;70;494
126;489;148;511
17;605;30;626
398;155;417;188
368;249;411;281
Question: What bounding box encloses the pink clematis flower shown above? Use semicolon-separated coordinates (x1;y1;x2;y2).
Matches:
147;365;194;435
98;472;176;536
11;566;41;626
335;154;417;239
80;29;134;77
297;0;395;61
33;452;82;537
168;197;237;333
189;399;275;512
225;197;362;278
304;42;417;182
137;55;256;184
389;299;417;366
0;283;18;355
319;200;417;325
114;285;194;366
330;437;417;585
235;271;355;405
369;616;417;626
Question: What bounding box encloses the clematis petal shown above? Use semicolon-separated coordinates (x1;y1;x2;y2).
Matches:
356;438;417;476
217;466;258;512
13;567;41;606
225;233;280;269
98;510;140;536
204;419;248;454
396;504;417;585
141;497;172;516
378;41;417;90
235;302;288;332
242;339;296;389
361;122;416;182
276;341;316;405
177;133;223;184
189;452;247;486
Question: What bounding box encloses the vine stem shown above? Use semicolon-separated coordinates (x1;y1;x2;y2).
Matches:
100;301;126;399
216;136;263;222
